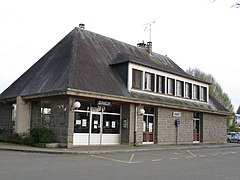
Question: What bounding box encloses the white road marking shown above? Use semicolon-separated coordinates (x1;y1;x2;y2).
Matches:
187;150;197;157
170;157;179;160
151;159;162;162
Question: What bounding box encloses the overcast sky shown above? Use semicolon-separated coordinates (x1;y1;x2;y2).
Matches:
0;0;239;111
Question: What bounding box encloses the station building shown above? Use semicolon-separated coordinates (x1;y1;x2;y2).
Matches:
0;26;230;148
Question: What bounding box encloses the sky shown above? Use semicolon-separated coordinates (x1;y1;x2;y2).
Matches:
0;0;239;111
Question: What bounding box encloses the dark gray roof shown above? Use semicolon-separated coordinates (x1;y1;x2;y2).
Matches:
0;27;228;114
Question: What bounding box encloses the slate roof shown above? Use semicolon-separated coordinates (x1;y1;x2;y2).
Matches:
0;27;229;114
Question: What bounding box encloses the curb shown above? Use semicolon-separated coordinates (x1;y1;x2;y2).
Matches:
1;143;240;155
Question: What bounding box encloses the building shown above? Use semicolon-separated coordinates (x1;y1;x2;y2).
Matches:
0;26;230;148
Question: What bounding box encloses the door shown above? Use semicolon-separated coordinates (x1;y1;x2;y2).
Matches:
193;119;200;143
143;115;154;144
90;112;101;145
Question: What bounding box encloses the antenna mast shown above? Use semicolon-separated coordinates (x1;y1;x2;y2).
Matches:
144;21;155;42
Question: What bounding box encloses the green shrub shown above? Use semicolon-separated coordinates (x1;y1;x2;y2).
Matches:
0;130;31;145
228;125;240;132
30;125;53;146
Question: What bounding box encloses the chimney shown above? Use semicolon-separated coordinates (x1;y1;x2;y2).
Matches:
79;23;85;29
137;40;152;55
146;41;152;55
137;40;146;48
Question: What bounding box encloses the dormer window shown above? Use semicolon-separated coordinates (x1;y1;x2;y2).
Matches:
193;84;200;100
185;82;192;98
145;72;154;91
132;69;143;89
176;80;184;97
200;86;207;102
129;65;209;103
157;75;165;93
167;78;175;95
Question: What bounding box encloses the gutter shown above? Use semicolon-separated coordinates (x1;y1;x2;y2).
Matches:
15;88;231;116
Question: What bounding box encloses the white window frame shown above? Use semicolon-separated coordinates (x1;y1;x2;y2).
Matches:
128;63;209;103
176;80;183;97
193;84;200;100
167;78;174;95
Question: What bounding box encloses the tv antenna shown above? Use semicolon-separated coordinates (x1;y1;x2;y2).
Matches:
144;21;155;42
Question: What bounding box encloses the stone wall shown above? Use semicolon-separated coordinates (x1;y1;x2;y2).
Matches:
0;102;12;130
121;104;130;144
50;96;69;147
156;107;227;144
157;107;194;145
203;113;227;143
136;105;144;145
157;107;181;144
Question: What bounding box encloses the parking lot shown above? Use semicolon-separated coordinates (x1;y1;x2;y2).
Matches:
1;145;240;180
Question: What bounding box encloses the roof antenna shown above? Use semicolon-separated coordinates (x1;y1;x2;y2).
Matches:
143;21;155;42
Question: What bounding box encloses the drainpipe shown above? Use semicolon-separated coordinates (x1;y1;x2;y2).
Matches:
134;105;138;146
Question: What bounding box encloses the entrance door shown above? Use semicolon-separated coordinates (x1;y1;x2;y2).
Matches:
143;115;154;144
193;119;200;143
89;112;101;145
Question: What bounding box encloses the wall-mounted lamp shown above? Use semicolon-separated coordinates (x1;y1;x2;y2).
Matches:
73;101;81;109
139;108;145;115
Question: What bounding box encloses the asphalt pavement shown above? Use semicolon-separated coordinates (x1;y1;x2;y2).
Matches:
0;142;240;155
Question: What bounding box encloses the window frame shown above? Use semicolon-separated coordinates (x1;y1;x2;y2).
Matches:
132;69;143;90
167;78;175;95
193;84;200;100
156;75;165;93
200;86;207;102
176;80;184;97
145;72;154;91
185;82;192;99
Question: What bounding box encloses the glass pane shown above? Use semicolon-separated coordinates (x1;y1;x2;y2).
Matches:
74;112;90;133
91;114;100;134
157;75;165;93
104;105;120;113
167;78;174;95
132;69;142;89
103;114;120;134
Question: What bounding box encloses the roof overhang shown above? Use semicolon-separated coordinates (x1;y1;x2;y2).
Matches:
10;88;230;116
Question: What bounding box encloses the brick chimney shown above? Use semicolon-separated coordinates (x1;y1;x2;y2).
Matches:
137;40;152;55
79;23;85;29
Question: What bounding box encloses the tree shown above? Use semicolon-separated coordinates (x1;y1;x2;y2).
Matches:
212;0;240;8
237;106;240;114
186;67;234;112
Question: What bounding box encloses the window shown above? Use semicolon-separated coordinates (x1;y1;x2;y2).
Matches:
41;101;52;127
157;75;165;93
132;69;143;89
200;86;207;102
167;78;175;95
145;72;154;91
193;85;200;100
74;112;90;133
185;82;192;98
176;80;184;97
103;114;120;134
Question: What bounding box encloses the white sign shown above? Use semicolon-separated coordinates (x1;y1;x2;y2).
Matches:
76;120;81;125
173;112;181;117
97;101;111;106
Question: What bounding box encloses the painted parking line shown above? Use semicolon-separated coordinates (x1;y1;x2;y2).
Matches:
90;153;141;164
151;158;162;162
185;156;194;159
170;157;179;160
186;150;197;157
128;153;135;163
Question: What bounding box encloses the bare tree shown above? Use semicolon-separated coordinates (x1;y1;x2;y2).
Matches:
212;0;240;8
